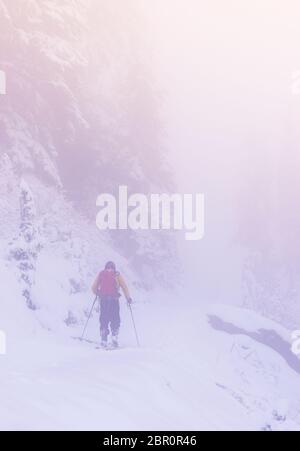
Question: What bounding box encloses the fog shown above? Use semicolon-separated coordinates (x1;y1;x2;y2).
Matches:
2;0;300;325
141;0;300;314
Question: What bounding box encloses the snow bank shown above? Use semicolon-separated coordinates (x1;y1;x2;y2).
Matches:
1;283;300;431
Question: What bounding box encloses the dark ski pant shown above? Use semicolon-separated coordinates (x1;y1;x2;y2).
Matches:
100;296;120;341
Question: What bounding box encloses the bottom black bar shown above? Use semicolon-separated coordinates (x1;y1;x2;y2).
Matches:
0;431;209;447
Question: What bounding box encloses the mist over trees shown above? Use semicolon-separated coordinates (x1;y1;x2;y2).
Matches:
0;0;177;289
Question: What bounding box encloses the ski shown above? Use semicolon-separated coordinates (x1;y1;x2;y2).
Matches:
71;336;99;346
95;345;121;351
72;336;123;351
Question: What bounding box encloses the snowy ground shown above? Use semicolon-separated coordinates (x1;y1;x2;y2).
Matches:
1;287;300;431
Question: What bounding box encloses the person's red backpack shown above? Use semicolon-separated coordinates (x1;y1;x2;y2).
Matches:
97;270;119;298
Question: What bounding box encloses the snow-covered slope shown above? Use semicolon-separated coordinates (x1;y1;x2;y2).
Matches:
1;0;300;432
1;286;300;431
0;0;177;288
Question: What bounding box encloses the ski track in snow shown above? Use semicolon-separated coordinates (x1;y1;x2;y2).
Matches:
1;301;300;431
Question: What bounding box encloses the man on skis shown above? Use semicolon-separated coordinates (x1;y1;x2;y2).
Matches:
92;261;132;348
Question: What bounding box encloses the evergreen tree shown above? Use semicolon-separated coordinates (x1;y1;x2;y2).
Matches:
0;0;177;285
10;180;41;310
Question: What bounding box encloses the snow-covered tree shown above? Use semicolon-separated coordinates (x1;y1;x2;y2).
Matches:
238;109;300;327
0;153;19;242
0;0;177;286
10;180;41;310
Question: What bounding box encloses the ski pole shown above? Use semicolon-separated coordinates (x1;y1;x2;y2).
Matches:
81;296;98;341
128;302;140;347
